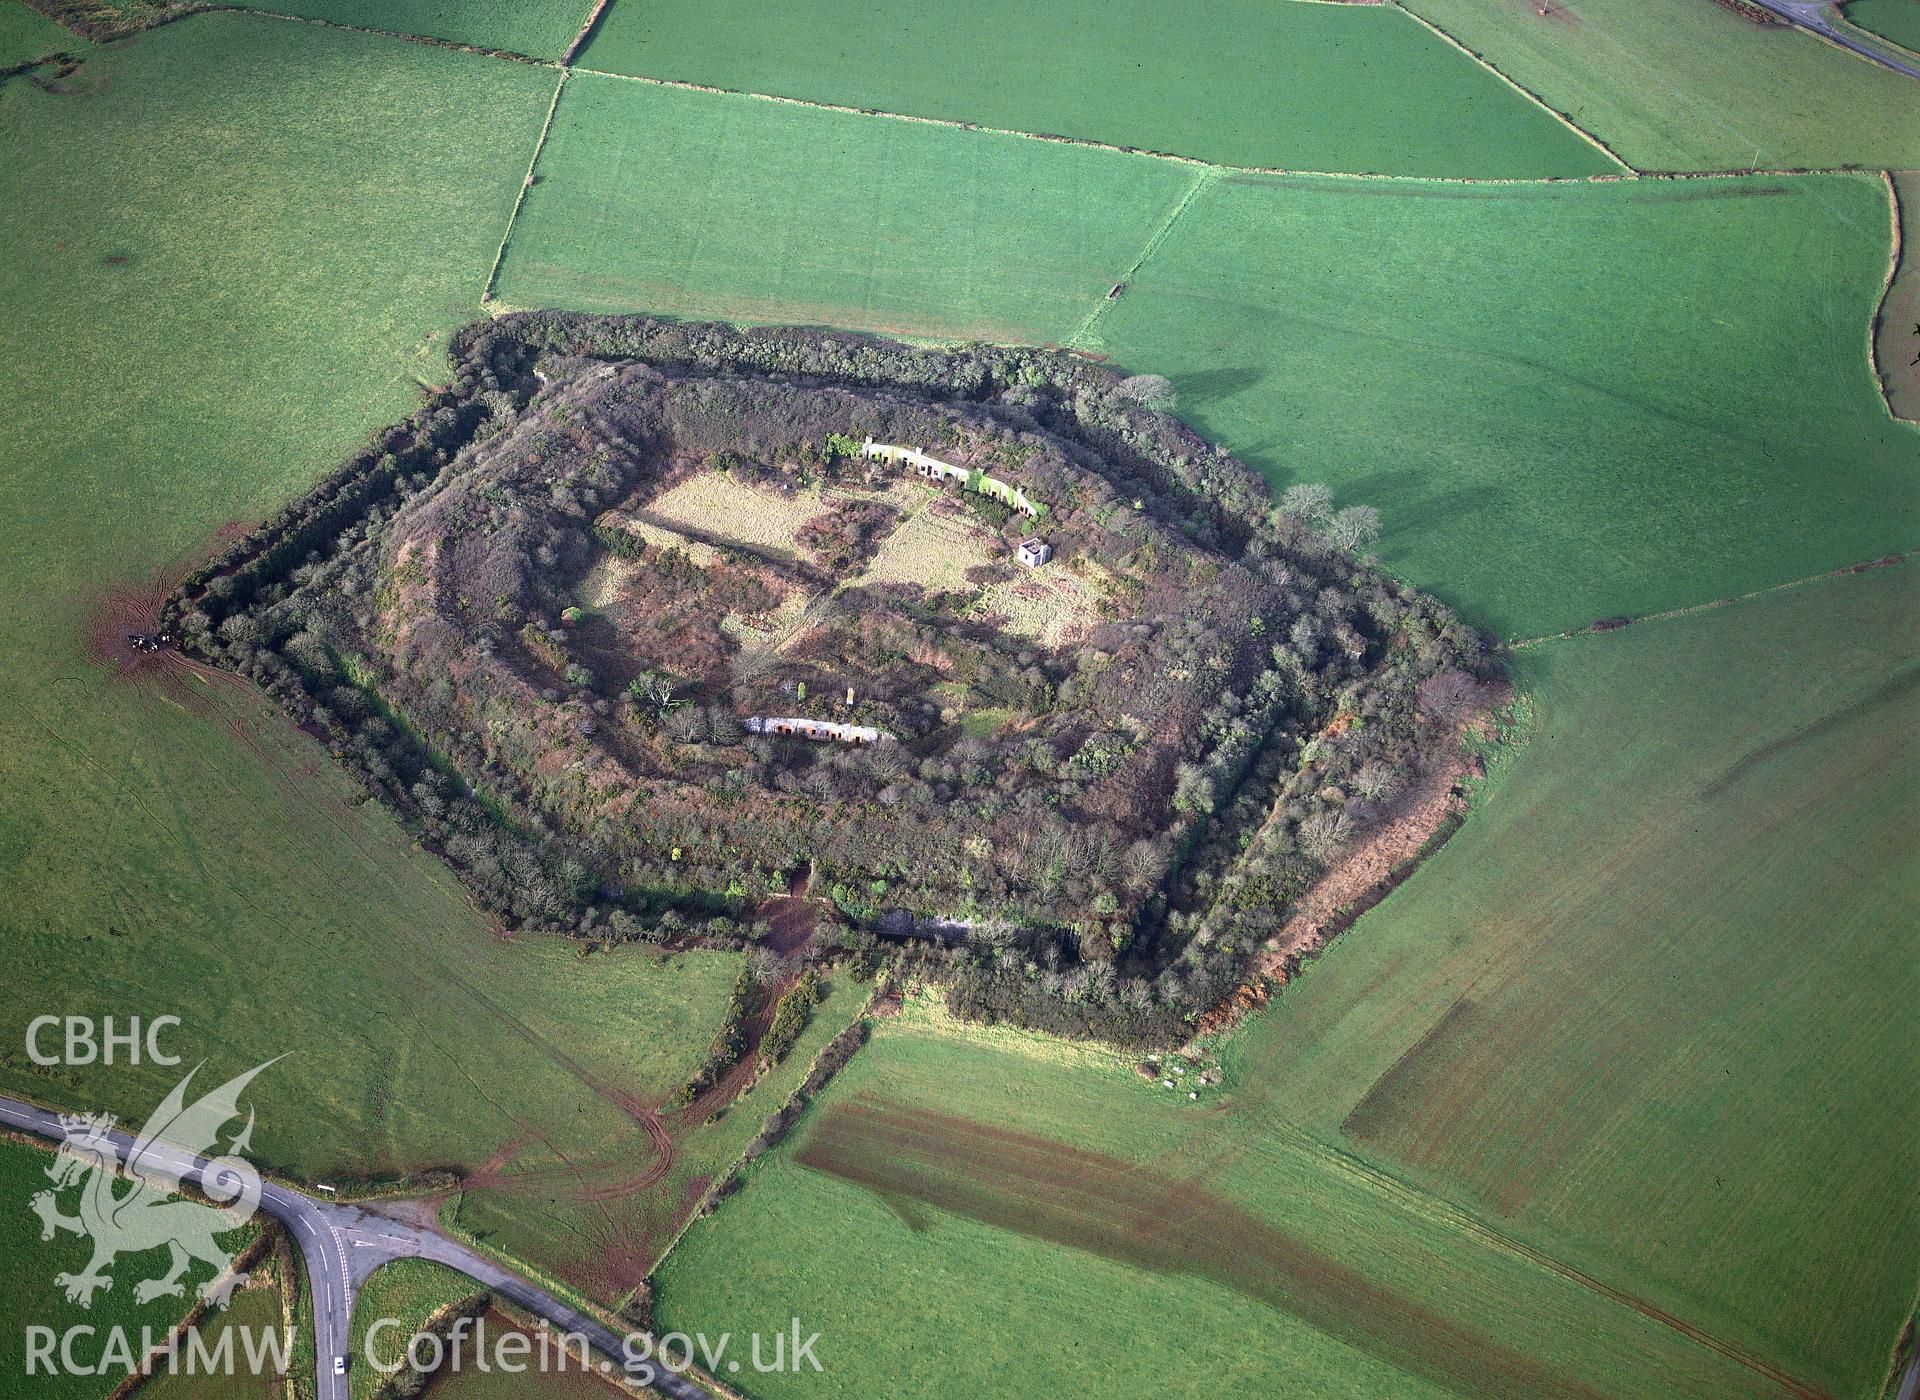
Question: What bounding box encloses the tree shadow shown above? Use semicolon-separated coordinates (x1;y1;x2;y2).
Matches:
1170;366;1265;405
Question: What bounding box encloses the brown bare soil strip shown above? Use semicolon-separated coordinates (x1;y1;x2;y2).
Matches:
1706;0;1788;25
757;895;817;957
798;1097;1619;1399
674;973;796;1124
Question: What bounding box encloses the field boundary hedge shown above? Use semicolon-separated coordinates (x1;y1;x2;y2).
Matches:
1503;549;1916;650
552;63;1889;191
1871;168;1917;422
1386;1;1634;172
482;67;569;306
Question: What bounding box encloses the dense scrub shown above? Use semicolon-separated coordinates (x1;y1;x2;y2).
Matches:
169;313;1487;1045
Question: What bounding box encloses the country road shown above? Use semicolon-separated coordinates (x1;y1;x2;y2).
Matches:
0;1095;712;1400
1747;0;1920;80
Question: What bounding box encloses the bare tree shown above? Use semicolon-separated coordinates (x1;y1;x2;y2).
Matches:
1298;808;1354;863
1354;761;1402;803
1116;373;1177;410
1279;482;1334;526
1417;668;1479;723
1326;504;1382;553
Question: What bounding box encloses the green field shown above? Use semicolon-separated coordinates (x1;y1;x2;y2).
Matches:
494;73;1199;342
1087;169;1919;638
503;86;1916;639
1250;562;1920;1397
1846;0;1920;54
427;1305;626;1396
0;1135;257;1398
662;563;1918;1400
0;12;755;1210
659;1017;1803;1399
351;1259;479;1398
141;1284;286;1400
577;0;1616;178
0;0;71;67
449;971;867;1298
1399;0;1920;172
0;5;1913;1395
230;0;594;59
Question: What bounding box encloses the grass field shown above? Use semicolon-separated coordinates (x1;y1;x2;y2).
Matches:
1878;171;1920;421
495;81;1916;639
1399;0;1920;172
577;0;1616;178
0;0;71;68
141;1284;287;1400
659;1019;1804;1399
351;1259;480;1397
1845;0;1920;54
1237;562;1920;1399
0;13;762;1221
1086;169;1919;638
493;73;1200;342
0;5;1912;1395
230;0;595;59
0;1135;257;1398
427;1305;627;1396
661;563;1918;1400
449;971;867;1299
